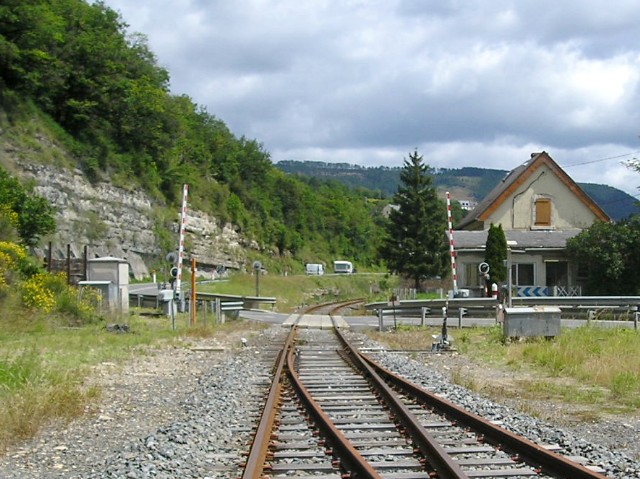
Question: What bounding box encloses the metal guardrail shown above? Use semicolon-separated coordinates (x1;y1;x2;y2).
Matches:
219;301;244;311
366;297;499;318
191;292;277;309
365;296;640;319
130;293;162;309
129;291;277;311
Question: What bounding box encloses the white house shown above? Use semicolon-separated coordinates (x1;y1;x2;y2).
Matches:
452;152;610;296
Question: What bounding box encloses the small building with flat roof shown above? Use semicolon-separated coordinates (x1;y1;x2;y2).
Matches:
79;256;129;314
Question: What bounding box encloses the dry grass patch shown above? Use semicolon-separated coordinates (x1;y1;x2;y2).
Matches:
0;313;267;452
364;324;640;418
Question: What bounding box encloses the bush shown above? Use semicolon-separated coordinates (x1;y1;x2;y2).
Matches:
21;273;56;312
19;272;101;324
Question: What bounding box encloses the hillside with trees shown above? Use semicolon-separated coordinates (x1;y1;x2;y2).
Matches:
3;0;638;290
0;0;386;269
276;161;638;221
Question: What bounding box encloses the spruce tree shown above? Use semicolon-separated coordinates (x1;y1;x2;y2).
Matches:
484;223;507;285
378;149;449;290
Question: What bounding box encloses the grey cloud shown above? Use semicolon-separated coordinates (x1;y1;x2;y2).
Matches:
104;0;640;195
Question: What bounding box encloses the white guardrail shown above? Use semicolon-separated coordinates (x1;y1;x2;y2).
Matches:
365;296;640;319
129;290;277;313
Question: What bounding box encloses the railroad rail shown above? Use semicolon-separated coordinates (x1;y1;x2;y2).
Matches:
240;305;607;479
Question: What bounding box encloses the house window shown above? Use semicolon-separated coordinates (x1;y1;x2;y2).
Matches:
511;263;534;286
534;198;552;226
465;263;481;287
545;261;568;287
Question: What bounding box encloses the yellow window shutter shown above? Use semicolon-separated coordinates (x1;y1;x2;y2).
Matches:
535;198;551;226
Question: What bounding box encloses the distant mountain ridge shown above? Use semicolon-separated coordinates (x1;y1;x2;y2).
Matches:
275;160;638;221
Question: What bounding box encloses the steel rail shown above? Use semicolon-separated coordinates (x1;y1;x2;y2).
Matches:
241;303;362;479
285;332;384;479
328;298;365;315
332;322;470;479
358;351;608;479
240;325;296;479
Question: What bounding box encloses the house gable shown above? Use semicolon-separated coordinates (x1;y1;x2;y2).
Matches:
458;152;610;230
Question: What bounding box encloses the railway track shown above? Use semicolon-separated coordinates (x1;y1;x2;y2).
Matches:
241;304;608;479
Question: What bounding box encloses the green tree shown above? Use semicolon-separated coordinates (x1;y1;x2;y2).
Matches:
566;217;640;295
484;223;507;285
0;167;56;246
0;0;390;267
379;150;448;290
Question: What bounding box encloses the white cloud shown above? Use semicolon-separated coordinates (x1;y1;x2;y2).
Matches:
103;0;640;196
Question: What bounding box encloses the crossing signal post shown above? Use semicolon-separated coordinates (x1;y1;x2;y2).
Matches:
169;266;178;288
253;261;262;297
479;262;491;297
165;254;178;331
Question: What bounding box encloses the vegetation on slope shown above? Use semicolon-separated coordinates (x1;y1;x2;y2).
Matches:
0;0;384;266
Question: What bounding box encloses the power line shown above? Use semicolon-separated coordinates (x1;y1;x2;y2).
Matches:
561;151;640;168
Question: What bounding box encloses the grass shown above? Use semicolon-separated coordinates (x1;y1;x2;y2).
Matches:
367;324;640;415
4;268;640;450
199;271;398;313
0;270;397;451
0;305;266;452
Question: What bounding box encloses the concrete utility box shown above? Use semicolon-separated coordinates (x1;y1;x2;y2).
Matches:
503;306;561;338
159;289;177;317
84;257;129;314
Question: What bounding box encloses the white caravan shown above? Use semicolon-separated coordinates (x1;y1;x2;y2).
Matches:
333;260;353;274
305;263;325;275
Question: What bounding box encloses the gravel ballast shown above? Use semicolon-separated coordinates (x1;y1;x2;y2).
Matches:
0;324;638;478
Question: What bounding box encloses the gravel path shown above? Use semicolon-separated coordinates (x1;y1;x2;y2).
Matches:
0;323;638;478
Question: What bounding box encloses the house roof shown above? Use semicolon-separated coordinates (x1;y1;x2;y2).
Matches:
457;151;611;229
451;229;582;250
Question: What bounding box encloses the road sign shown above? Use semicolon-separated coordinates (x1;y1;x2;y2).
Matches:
517;286;549;297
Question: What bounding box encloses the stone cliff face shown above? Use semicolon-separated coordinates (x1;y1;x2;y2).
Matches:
9;161;248;280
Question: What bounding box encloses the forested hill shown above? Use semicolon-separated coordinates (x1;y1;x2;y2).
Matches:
275;161;638;221
0;0;386;268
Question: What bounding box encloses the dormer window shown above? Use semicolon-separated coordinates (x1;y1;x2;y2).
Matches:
534;198;552;227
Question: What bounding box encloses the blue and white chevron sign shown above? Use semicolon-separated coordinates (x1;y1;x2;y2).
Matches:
516;286;549;297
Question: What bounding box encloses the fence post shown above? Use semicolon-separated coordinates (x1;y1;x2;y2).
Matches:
216;298;223;324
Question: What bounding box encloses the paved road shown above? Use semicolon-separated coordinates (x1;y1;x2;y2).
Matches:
129;282;164;295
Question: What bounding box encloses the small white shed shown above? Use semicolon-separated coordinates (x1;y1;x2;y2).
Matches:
80;256;129;314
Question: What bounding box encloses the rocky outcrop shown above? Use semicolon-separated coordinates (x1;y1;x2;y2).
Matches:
9;161;247;280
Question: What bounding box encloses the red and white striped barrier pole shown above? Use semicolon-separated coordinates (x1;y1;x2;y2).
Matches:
446;192;458;296
176;184;189;295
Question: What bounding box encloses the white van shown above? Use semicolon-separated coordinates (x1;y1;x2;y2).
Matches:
305;263;324;275
333;260;353;274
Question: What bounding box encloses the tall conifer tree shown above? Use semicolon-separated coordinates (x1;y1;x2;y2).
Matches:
379;150;448;290
484;223;507;284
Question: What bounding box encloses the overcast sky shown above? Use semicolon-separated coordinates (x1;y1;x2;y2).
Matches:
102;0;640;196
